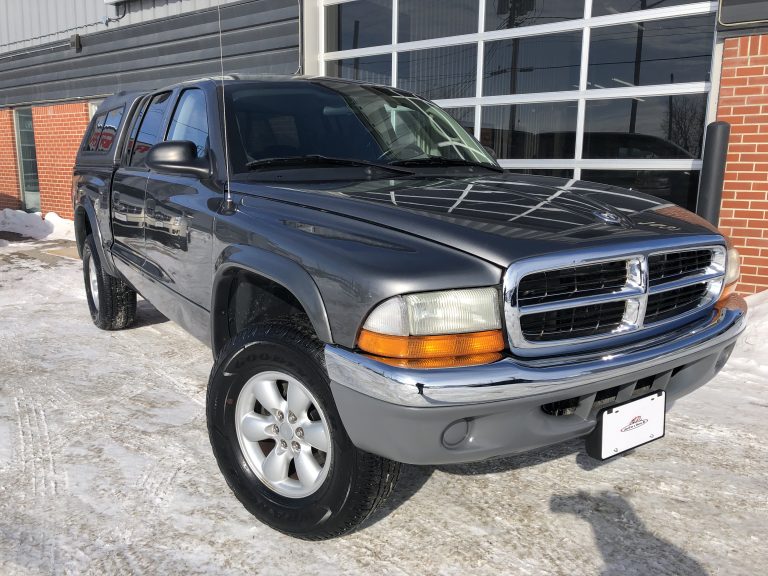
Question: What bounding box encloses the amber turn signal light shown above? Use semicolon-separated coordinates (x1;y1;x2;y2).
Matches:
358;329;505;359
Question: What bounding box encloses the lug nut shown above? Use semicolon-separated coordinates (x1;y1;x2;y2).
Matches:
295;427;304;439
288;412;297;424
280;440;288;449
291;441;301;452
275;410;284;421
271;424;280;435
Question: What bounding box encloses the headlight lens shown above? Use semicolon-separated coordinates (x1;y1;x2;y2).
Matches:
362;287;502;336
724;247;740;286
359;287;504;368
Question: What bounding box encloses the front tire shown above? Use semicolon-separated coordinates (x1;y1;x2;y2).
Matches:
207;324;400;540
82;234;137;330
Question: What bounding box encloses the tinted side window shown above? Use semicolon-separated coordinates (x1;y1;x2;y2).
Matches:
97;107;124;152
166;89;209;158
84;113;107;151
130;92;172;167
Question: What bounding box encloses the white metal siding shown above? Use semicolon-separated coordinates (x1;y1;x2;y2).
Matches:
0;0;246;54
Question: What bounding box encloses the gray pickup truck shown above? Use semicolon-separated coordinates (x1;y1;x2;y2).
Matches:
73;76;746;539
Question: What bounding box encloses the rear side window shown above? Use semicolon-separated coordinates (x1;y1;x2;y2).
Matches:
96;107;124;152
129;92;172;167
83;113;107;152
167;89;209;158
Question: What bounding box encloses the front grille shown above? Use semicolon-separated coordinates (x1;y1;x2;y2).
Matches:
644;283;708;324
507;244;724;353
518;261;628;306
649;249;712;285
520;301;626;342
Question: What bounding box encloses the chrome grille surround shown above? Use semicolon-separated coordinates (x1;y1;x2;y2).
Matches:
504;239;726;357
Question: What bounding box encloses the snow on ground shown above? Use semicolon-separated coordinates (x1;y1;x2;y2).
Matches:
0;239;766;576
0;209;75;246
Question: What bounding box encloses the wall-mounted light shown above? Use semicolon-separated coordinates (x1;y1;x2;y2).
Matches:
69;34;82;52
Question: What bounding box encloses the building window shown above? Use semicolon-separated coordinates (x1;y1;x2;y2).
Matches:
14;108;40;212
321;0;717;210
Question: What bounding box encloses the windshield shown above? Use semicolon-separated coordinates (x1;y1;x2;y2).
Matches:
225;79;498;175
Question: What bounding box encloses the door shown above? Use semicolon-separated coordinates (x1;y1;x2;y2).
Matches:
14;108;41;212
111;92;173;271
143;88;216;309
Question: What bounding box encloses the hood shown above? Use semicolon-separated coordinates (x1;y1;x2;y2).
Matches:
235;173;723;267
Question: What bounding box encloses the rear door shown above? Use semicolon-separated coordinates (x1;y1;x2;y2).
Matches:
111;91;173;274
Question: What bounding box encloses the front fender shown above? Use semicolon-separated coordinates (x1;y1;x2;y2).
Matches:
210;244;333;355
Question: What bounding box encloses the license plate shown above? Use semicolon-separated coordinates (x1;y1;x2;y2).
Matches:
586;391;666;460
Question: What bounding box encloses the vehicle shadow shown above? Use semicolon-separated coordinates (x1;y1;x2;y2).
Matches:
364;439;620;529
130;299;170;329
550;490;708;576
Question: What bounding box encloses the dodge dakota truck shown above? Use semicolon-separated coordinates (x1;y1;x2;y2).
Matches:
72;76;746;539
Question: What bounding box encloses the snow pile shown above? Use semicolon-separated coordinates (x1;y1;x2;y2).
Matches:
0;208;75;241
729;290;768;378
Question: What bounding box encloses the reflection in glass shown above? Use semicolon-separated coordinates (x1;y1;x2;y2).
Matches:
325;0;392;51
593;0;701;17
398;45;478;100
483;32;582;96
581;169;700;210
444;107;475;135
130;92;172;167
584;94;706;159
588;14;715;89
398;0;477;42
486;0;584;30
481;102;578;159
326;55;392;85
167;90;209;158
97;107;124;153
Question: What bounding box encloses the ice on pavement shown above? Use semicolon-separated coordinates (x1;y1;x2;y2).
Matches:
0;238;766;576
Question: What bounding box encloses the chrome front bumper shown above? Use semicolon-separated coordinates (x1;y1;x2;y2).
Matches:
325;294;747;408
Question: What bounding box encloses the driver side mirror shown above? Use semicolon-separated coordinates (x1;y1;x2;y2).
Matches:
146;141;210;179
483;145;498;160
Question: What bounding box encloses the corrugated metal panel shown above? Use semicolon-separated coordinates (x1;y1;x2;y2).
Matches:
0;0;248;54
0;0;300;106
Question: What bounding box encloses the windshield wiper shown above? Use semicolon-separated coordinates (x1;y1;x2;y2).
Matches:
246;155;415;175
390;156;503;173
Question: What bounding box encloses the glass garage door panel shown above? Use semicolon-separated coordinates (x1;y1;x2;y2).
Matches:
485;0;584;31
398;0;478;42
481;102;578;160
588;14;715;89
483;31;583;96
592;0;703;17
325;0;392;52
584;94;708;159
15;108;40;212
398;44;478;100
326;55;392;85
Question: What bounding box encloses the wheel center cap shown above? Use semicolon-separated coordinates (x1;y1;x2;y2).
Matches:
279;422;294;441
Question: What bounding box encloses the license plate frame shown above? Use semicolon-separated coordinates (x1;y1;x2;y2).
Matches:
586;390;666;460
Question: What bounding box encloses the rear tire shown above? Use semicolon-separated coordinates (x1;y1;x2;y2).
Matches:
82;234;137;330
207;324;400;540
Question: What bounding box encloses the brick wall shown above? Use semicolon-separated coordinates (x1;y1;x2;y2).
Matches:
31;103;91;220
716;35;768;295
0;109;22;211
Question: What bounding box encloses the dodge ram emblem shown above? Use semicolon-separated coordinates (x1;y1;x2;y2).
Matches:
594;210;622;225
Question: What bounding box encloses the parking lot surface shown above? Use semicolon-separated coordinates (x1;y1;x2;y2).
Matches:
1;237;766;576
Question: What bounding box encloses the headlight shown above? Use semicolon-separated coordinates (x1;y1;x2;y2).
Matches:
358;287;504;368
724;247;740;286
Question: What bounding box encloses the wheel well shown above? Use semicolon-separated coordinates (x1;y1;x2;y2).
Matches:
216;270;316;357
74;207;91;257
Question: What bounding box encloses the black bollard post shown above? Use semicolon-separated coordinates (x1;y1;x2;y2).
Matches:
696;121;731;226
